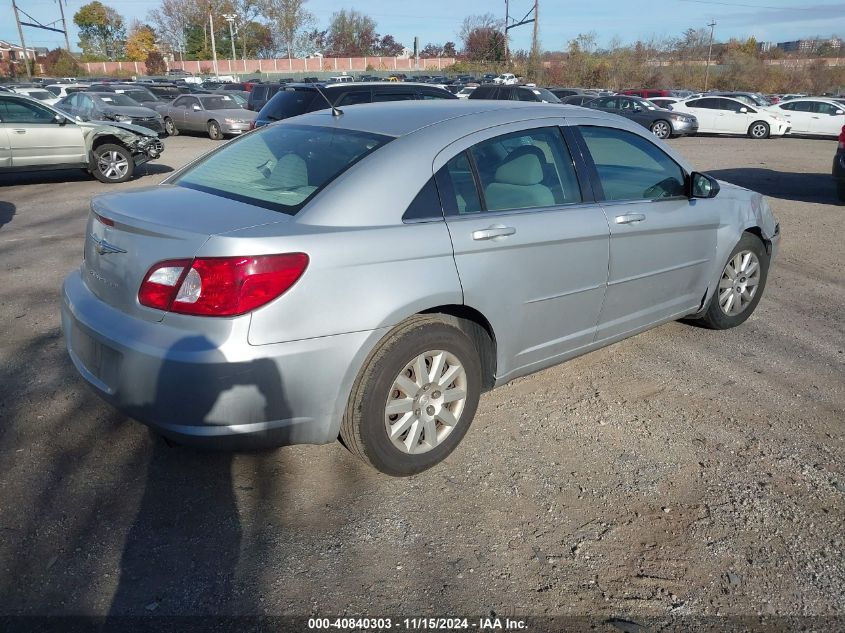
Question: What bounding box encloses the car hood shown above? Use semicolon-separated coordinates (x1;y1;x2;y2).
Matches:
77;119;159;139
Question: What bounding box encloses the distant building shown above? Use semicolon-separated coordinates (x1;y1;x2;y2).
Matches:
757;41;774;53
776;37;842;53
0;40;37;61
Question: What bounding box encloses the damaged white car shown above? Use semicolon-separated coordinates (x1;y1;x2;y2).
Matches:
0;94;164;184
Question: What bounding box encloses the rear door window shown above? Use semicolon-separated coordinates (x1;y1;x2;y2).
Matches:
579;126;686;201
685;98;720;109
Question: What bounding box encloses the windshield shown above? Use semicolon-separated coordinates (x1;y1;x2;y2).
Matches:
175;124;392;214
530;88;561;103
96;93;141;106
25;90;54;101
200;95;240;110
121;89;156;102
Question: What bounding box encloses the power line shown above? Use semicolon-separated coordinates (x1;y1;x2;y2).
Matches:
676;0;841;11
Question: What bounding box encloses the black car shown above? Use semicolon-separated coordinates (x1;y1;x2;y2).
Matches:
88;83;162;108
247;83;286;111
583;94;698;139
834;124;845;202
145;83;182;102
548;87;597;99
254;82;457;128
467;84;562;103
561;94;597;106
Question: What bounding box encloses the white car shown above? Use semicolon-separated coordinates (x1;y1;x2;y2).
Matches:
456;86;478;99
671;95;790;139
768;98;845;137
493;73;518;85
10;87;60;106
649;97;681;109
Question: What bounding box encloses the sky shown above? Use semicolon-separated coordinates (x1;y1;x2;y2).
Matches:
5;0;845;55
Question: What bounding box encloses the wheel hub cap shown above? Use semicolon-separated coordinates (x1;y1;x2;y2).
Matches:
384;350;468;455
718;250;761;316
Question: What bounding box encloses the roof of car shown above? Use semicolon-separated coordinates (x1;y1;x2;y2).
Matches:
283;81;452;90
288;99;590;137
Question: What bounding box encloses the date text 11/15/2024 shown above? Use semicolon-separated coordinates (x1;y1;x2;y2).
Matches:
307;617;528;630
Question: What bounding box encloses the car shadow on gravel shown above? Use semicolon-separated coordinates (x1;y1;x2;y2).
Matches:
0;202;14;229
709;168;841;204
0;164;174;187
107;336;291;616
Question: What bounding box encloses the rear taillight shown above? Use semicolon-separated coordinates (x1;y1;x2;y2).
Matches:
138;253;308;317
94;212;114;226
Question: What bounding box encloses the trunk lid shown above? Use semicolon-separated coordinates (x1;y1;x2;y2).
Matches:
84;184;289;322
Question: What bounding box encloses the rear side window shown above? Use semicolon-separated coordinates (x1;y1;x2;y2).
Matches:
175;124;391;215
259;89;316;121
336;90;370;106
516;88;537;102
469;127;581;212
579;126;685;201
403;178;443;221
686;98;720;109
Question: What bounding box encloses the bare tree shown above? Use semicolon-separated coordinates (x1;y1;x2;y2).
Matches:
263;0;314;58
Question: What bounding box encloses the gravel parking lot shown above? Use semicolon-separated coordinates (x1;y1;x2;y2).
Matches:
0;132;843;624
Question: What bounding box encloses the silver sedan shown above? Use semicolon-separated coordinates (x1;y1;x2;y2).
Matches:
62;101;780;475
159;93;256;140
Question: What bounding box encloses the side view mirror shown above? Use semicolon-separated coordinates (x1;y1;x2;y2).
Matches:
835;110;844;115
54;114;67;125
192;104;201;111
632;105;642;112
690;172;720;199
739;107;748;113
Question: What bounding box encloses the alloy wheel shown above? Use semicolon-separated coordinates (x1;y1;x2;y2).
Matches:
718;250;761;316
384;350;468;455
96;151;129;181
652;121;671;139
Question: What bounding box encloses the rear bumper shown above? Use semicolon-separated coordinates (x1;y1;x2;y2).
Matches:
61;269;381;449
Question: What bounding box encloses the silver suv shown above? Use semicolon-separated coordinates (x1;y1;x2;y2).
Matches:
0;94;164;183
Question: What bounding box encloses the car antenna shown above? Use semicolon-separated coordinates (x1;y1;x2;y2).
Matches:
313;83;343;117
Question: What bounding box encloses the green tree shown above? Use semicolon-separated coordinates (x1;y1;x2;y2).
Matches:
41;48;82;77
263;0;313;58
73;1;126;61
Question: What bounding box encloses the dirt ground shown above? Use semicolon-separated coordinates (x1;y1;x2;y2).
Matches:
0;132;842;626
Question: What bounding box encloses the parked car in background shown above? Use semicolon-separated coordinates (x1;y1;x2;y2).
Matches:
56;91;166;135
648;97;681;110
834;125;845;202
9;87;59;106
44;83;89;98
456;86;478;99
671;96;790;139
618;89;680;99
548;87;597;99
467;85;562;103
561;94;597;106
0;94;163;183
90;83;162;109
253;82;457;128
770;98;845;137
247;83;285;111
60;100;780;475
145;84;182;102
493;73;518;85
711;92;772;107
159;93;256;139
584;95;698;139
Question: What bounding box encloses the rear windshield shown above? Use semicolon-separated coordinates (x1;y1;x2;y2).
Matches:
259;88;316;121
174;124;391;215
148;86;181;98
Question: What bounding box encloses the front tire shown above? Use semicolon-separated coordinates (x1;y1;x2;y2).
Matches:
748;121;770;139
207;120;223;140
697;233;769;330
341;315;482;476
92;143;134;184
164;117;178;136
651;119;672;140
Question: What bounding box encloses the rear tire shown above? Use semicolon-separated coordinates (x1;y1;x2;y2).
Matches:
341;315;482;476
164;117;178;136
748;121;770;139
92;143;134;184
650;119;672;139
207;120;223;140
697;233;769;330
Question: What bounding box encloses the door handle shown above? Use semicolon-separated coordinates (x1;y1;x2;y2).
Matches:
615;213;646;224
12;129;26;134
472;225;516;241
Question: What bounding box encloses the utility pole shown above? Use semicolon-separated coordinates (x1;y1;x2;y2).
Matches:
57;0;71;51
532;0;539;59
209;11;219;77
223;13;237;74
704;19;716;92
11;0;32;79
504;0;509;65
